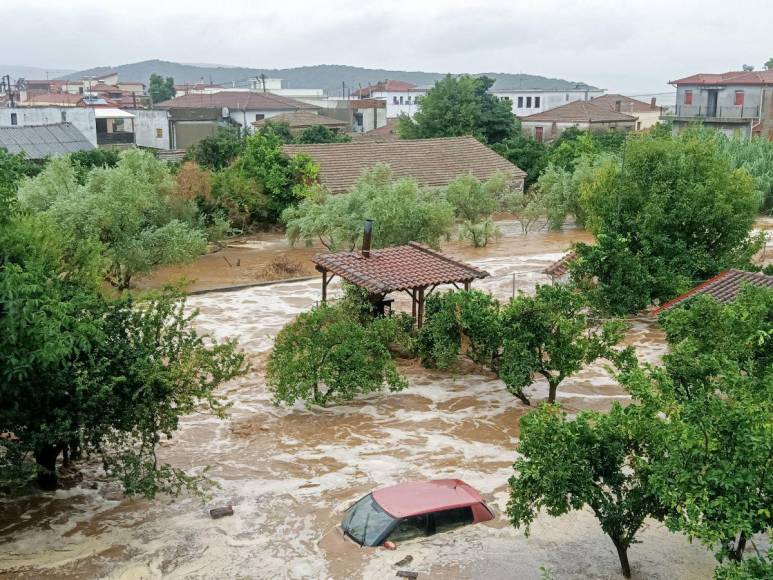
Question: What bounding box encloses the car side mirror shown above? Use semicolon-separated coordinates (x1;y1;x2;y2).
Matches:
383;540;397;550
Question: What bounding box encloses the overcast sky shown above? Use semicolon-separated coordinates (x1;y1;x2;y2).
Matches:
3;0;772;94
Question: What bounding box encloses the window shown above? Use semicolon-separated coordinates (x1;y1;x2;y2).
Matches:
156;128;163;138
393;96;399;104
342;495;397;547
61;110;67;122
637;121;642;131
406;96;411;104
389;515;429;542
255;114;265;121
434;507;473;534
526;96;532;108
735;90;745;106
399;96;404;104
684;90;693;105
10;113;17;126
534;96;541;108
517;96;523;108
566;93;570;101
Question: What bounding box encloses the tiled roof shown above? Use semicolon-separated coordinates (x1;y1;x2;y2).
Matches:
0;123;94;160
543;251;577;278
283;136;526;193
351;119;399;142
312;242;489;293
590;94;659;114
23;93;85;106
154;91;318;111
352;80;417;97
252;110;348;129
519;100;637;123
350;98;386;109
670;70;773;86
654;269;773;314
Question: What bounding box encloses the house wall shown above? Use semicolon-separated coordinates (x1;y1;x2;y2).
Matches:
632;110;662;130
521;119;634;142
492;89;605;117
229;109;295;132
172;121;221;149
132;109;170;149
0;107;97;145
369;90;427;118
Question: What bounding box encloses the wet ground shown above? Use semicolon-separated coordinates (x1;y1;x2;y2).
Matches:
2;219;761;579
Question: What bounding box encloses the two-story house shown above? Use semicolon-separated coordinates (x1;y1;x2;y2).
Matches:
352;80;429;119
670;71;773;139
490;87;605;117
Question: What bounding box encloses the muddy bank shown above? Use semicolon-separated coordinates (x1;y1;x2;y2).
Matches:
1;223;719;579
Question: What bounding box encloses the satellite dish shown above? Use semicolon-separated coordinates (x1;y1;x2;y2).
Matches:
222;106;229;118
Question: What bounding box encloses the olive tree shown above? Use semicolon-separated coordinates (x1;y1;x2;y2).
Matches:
446;172;502;247
266;302;407;406
508;403;666;578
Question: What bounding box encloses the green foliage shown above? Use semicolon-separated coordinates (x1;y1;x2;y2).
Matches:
415;286;628;404
446;172;503;247
492;130;548;186
0;147;42;216
294;124;352;144
266;302;407;406
68;149;120;183
397;75;516;144
283;164;455;251
508;403;666;578
714;546;773;580
619;286;772;565
257;120;294;144
17;155;80;212
148;73;176;104
716;134;773;214
0;215;247;494
766;57;773;70
190;127;245;171
572;130;761;313
547;128;626;172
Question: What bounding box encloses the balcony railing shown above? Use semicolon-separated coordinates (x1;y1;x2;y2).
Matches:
674;104;760;121
97;132;135;145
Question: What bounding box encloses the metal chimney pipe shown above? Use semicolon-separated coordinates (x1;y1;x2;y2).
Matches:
362;219;373;258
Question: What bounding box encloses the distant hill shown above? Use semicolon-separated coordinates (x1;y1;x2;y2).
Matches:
62;60;599;95
1;65;74;81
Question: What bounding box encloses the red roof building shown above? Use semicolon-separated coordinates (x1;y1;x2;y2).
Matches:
654;269;773;314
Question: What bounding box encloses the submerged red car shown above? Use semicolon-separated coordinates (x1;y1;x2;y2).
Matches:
342;479;494;547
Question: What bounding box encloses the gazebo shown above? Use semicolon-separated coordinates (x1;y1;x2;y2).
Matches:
311;221;489;327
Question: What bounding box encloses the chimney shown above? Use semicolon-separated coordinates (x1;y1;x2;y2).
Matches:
650;97;657;110
362;219;373;258
614;100;622;112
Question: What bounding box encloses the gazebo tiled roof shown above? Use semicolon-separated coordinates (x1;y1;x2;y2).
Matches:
654;269;773;314
312;242;489;294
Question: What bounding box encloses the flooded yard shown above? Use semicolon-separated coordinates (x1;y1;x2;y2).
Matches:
0;222;727;579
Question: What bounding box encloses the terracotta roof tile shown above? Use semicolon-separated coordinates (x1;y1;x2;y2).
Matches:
252;110;348;129
520;100;637;123
590;94;660;114
283;136;525;193
543;251;577;278
654;269;773;314
155;91;318;111
670;70;773;86
352;80;417;97
312;242;489;293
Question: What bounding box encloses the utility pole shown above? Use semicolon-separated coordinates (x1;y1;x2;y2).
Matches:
4;75;15;107
260;73;266;93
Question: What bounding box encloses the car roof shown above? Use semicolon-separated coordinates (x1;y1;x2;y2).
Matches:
371;479;485;518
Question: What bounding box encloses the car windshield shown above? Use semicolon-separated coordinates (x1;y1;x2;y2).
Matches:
342;494;397;546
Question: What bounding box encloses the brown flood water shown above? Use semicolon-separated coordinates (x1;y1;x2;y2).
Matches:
0;220;738;579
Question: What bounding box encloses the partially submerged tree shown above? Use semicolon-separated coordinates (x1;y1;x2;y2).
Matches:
508;403;666;578
266;302;407;406
446;172;503;247
415;286;629;405
492;130;548;186
283;163;455;251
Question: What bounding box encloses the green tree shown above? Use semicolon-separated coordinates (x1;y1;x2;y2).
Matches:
257;120;294;143
0;147;42;214
283;164;455;251
415;286;629;405
0;215;247;493
766;57;773;70
508;403;666;578
294;124;352;144
68;149;120;183
492;130;548;186
149;73;176;104
190;127;245;171
446;172;502;247
266;302;407;406
22;150;208;289
620;286;773;565
396;75;516;144
572;130;761;313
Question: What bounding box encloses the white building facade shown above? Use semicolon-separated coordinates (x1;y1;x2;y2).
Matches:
0;107;97;146
490;88;606;117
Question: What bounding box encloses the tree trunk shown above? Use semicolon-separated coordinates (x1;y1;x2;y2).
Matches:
729;533;747;562
34;445;60;491
612;537;632;578
514;390;531;406
548;382;558;404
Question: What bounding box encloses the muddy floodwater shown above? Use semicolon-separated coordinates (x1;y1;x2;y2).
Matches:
2;221;738;579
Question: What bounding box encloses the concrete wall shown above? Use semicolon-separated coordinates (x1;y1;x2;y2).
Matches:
369;90;427;118
521;119;635;142
229;109;293;133
131;109;170;149
492;89;605;117
675;84;764;119
0;107;97;145
173;121;221;149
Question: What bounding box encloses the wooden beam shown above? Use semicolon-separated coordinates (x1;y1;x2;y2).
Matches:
321;269;328;302
464;280;470;291
417;287;426;328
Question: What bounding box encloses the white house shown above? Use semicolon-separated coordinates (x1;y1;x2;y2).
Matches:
0;106;97;146
490;87;606;117
352;80;429;118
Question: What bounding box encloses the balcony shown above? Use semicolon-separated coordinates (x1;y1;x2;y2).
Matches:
96;131;135;146
673;104;760;123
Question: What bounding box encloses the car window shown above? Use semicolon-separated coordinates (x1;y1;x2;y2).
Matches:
434;506;473;534
342;494;397;546
388;514;429;542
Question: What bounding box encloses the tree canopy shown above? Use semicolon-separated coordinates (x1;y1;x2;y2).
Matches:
148;73;176;104
396;75;516;144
